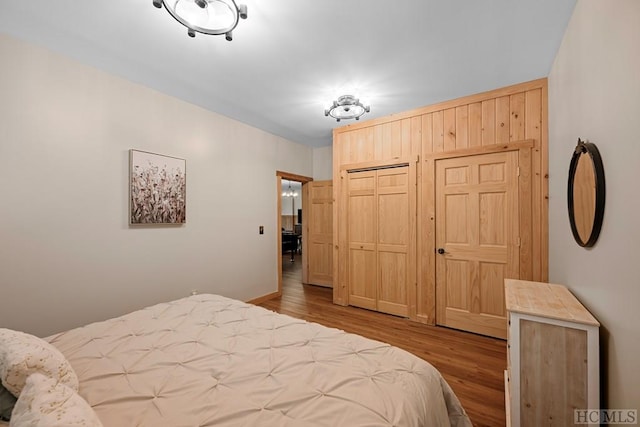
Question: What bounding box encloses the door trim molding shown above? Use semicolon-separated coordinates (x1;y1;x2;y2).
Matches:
276;171;313;297
425;140;534;161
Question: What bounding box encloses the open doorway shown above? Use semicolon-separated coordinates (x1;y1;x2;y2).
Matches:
276;171;312;296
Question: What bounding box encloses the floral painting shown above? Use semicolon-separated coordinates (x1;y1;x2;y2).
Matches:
130;150;186;224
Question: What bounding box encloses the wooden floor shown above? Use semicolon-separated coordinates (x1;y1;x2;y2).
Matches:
258;254;507;427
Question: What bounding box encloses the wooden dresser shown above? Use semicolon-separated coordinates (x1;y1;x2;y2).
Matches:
504;279;600;427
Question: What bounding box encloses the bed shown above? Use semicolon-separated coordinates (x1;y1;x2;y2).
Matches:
1;294;471;426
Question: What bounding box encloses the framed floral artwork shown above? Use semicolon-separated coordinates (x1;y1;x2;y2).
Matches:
129;150;186;224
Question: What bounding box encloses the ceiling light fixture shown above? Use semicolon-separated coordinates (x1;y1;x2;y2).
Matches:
324;95;370;122
282;180;298;198
152;0;248;40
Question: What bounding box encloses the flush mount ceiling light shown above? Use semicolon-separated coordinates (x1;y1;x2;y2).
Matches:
153;0;247;40
324;95;370;122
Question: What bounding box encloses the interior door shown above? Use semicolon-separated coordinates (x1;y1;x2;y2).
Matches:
306;180;333;287
435;151;519;339
347;165;414;317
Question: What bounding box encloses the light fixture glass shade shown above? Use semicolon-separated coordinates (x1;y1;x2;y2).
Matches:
156;0;247;38
282;181;298;198
324;95;370;122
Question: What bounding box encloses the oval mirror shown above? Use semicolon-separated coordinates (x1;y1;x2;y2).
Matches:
567;139;605;247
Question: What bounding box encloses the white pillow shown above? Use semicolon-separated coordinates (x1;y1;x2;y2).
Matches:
9;373;102;427
0;329;78;396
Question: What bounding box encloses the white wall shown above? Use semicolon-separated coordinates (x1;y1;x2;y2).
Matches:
313;146;333;181
0;34;313;337
548;0;640;409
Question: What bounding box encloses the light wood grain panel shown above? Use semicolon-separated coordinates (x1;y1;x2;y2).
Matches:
469;102;482;147
519;148;533;280
525;88;543;282
373;124;384;161
421;113;434;323
351;128;374;163
540;85;549;282
496;96;510;144
378;251;409;316
421;156;436;324
349;129;363;163
341;130;353;163
349;247;377;309
509;92;525;142
433;110;445;153
445;193;469;243
444;108;457;151
410;116;422;155
482;99;496;146
520;321;587;427
401;118;412;157
446;259;469;309
456;105;469;149
505;279;599;325
479;192;506;245
391;120;403;158
382;122;394;159
422;113;433;154
480;263;505;316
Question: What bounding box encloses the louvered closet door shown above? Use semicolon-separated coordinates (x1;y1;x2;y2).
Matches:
347;165;414;317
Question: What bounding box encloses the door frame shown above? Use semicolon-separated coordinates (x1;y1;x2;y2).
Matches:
276;171;313;296
425;140;534;330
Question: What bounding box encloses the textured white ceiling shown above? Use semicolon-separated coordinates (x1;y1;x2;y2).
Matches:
0;0;576;147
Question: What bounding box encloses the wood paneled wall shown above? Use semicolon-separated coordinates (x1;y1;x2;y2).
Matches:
332;78;548;325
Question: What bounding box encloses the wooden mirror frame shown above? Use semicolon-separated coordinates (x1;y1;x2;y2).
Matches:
567;138;605;247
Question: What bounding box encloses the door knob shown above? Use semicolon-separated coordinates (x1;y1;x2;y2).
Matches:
437;248;446;254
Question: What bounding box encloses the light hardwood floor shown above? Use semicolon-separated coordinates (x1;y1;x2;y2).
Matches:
258;254;507;427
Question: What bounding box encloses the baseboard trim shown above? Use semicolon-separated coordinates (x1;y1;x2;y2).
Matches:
246;291;281;305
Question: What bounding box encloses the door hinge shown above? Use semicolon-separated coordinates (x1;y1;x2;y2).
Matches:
516;237;521;247
516;166;520;177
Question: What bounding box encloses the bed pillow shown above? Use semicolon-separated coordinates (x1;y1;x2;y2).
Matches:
9;373;102;427
0;384;17;421
0;328;78;396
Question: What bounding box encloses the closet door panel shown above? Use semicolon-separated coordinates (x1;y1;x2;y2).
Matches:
376;167;410;316
347;171;377;309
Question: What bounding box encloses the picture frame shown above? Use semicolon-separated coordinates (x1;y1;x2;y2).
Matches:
129;149;186;225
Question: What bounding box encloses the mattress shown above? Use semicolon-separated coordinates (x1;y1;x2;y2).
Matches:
46;294;471;426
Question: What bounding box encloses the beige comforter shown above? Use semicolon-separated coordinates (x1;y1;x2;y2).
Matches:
47;294;471;427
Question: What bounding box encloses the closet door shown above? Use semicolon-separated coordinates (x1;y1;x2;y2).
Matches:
346;164;415;317
347;171;377;310
376;167;411;317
